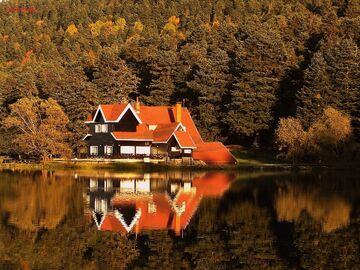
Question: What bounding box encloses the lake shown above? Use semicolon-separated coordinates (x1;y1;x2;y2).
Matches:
0;169;359;269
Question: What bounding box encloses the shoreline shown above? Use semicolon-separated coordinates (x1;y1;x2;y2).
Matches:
0;160;358;172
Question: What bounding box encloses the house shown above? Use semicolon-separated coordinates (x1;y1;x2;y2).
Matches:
83;98;236;165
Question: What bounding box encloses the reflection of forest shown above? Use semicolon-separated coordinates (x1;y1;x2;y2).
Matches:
0;171;73;231
0;170;359;270
276;185;350;232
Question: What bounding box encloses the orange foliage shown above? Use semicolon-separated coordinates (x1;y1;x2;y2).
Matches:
168;16;180;26
21;50;33;65
65;23;78;36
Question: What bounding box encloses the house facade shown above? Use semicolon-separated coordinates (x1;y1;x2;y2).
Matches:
83;99;236;165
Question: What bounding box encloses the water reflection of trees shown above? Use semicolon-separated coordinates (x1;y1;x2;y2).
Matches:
0;171;73;231
0;170;359;270
276;184;351;232
0;170;139;270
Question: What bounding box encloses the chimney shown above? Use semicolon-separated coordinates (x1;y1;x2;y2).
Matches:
175;102;182;123
135;96;140;114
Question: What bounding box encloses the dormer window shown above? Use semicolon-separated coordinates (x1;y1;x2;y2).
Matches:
95;124;108;133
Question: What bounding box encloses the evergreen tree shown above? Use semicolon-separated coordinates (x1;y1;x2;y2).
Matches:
297;38;360;138
145;35;178;105
227;19;296;141
187;48;231;141
93;48;140;104
50;64;97;151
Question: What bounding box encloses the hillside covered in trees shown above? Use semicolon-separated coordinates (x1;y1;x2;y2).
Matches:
0;0;359;158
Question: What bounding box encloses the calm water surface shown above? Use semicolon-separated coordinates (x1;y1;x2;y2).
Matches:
0;169;359;269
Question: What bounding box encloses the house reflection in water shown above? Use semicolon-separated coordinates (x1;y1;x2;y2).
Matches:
82;172;234;236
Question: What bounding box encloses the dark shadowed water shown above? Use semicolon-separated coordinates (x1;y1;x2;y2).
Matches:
0;169;359;270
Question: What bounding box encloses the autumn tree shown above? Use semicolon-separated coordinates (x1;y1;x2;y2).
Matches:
275;118;307;162
276;107;352;162
3;97;71;160
307;107;352;157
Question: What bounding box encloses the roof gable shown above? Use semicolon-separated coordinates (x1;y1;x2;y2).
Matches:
86;104;142;124
173;131;196;148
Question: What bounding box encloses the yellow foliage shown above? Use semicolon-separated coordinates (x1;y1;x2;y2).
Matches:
277;15;287;29
133;21;144;33
66;23;78;36
89;20;104;37
164;22;177;33
276;107;352;160
126;34;140;44
115;17;127;31
276;117;306;159
308;107;352;147
3;97;71;160
87;49;96;65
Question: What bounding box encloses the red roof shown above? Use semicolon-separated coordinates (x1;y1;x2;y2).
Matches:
193;142;237;165
174;131;196;148
112;124;153;141
152;123;179;142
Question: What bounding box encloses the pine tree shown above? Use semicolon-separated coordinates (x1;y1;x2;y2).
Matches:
50;64;97;151
145;35;178;105
93;48;140;104
227;19;296;141
187;48;231;141
297;38;360;138
296;51;332;127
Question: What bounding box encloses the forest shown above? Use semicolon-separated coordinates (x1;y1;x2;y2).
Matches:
0;0;359;161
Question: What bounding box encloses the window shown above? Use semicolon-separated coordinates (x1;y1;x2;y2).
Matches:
171;146;180;152
120;146;135;155
104;145;113;155
95;124;108;133
183;149;192;154
90;146;98;155
136;146;150;156
101;124;108;133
